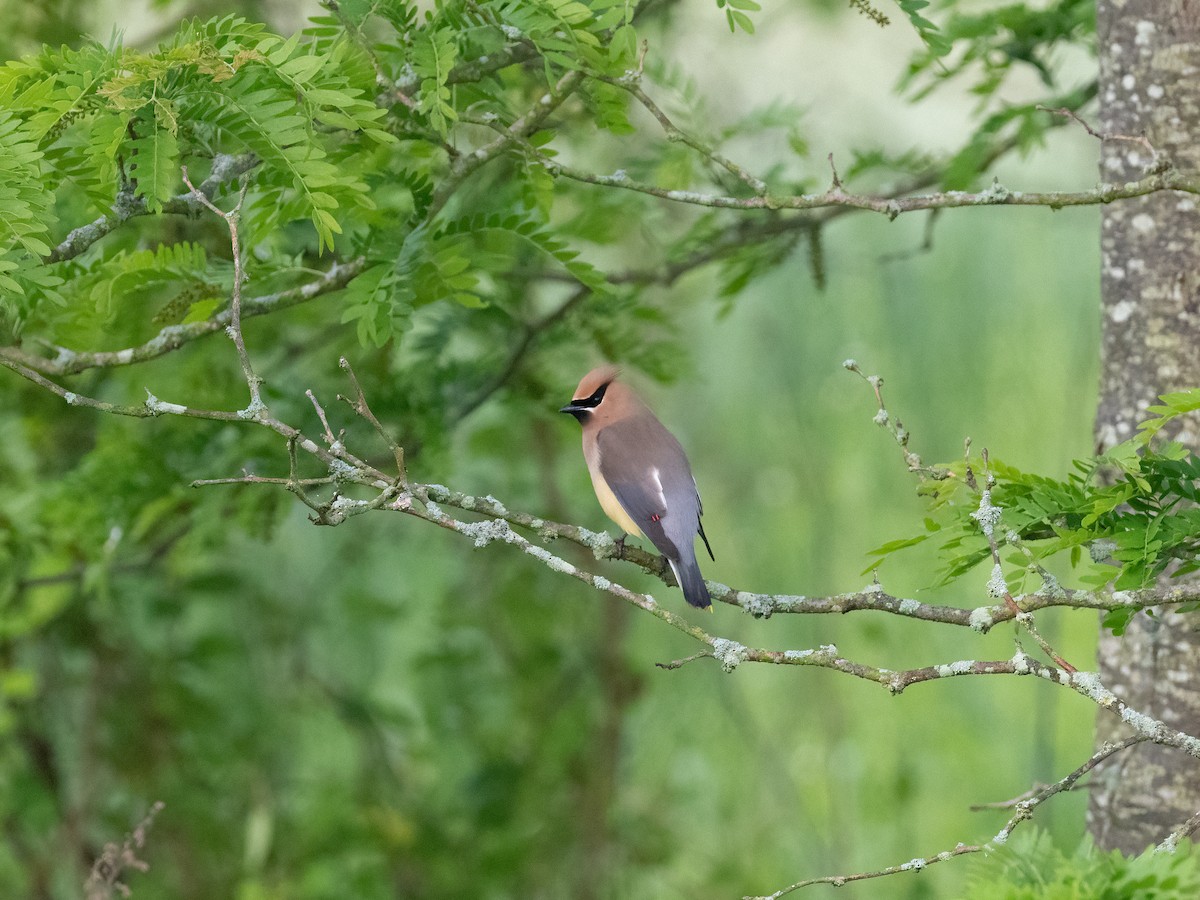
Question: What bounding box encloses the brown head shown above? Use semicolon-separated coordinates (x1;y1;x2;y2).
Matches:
559;365;647;429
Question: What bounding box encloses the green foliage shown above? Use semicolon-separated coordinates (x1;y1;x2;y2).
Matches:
496;0;625;73
128;103;180;213
901;0;1094;101
0;112;54;261
0;109;56;328
0;14;391;270
412;26;459;136
438;213;615;296
869;391;1200;622
339;262;405;348
716;0;762;35
0;2;1118;898
888;0;1095;190
896;0;951;58
967;829;1200;899
51;242;227;346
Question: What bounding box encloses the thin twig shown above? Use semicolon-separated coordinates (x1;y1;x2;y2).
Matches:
970;783;1056;811
192;475;337;487
747;843;978;899
306;389;340;446
1037;105;1158;162
338;357;406;479
598;75;769;197
827;153;843;190
988;737;1146;844
84;801;165;900
844;360;948;478
181;166;263;415
655;651;712;670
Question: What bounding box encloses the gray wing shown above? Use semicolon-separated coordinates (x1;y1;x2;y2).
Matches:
596;416;703;561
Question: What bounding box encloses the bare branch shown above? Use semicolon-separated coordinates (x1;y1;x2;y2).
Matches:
524;84;1097;289
970;783;1060;811
338;357;407;479
988;736;1147;844
191;474;337;487
598;74;769;196
13;343;1200;773
414;480;1200;627
536;153;1195;214
181;166;262;415
1038;104;1158;162
0;353;241;421
306;388;340;447
655;651;713;670
844;359;948;478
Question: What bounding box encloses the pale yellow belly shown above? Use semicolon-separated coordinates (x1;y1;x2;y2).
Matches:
589;468;643;537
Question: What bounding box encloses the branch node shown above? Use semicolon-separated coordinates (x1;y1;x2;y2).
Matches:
827;153;843;190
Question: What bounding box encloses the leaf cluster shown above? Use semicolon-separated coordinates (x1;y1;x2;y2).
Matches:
851;0;1098;191
869;390;1200;631
967;828;1200;900
900;0;1094;101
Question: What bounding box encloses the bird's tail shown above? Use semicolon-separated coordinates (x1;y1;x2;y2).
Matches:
668;553;711;610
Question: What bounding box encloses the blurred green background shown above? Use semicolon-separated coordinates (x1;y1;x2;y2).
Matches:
0;0;1103;897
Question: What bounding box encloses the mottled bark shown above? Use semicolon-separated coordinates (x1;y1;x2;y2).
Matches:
1090;0;1200;853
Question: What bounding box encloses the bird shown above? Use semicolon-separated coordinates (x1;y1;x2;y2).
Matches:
560;365;715;610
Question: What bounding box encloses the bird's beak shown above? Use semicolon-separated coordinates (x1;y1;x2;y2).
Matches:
559;402;588;421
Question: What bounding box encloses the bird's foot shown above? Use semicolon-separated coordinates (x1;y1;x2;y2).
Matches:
614;533;628;559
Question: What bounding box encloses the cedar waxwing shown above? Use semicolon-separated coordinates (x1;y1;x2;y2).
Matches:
560;366;715;610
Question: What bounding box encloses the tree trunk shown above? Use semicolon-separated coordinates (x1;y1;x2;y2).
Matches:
1089;0;1200;853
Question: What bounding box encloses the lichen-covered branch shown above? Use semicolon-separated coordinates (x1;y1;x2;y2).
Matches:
13;213;1200;810
409;481;1200;627
11;343;1200;776
532;151;1192;215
